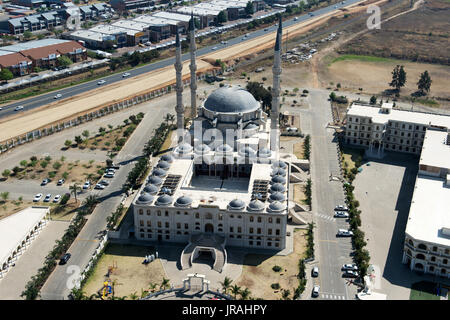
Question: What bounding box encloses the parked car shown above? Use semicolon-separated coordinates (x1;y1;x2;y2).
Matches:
342;264;358;271
53;194;61;203
104;172;115;178
33;193;43;202
335;205;348;211
211;46;218;50
95;183;105;190
57;178;65;186
122;72;131;77
294;16;298;21
264;28;269;31
312;266;319;277
99;179;110;186
83;181;91;189
343;270;359;278
312;285;320;297
43;193;52;202
337;229;353;237
334;211;349;218
59;253;71;265
41;178;50;186
54;93;62;99
98;80;106;85
14;105;24;111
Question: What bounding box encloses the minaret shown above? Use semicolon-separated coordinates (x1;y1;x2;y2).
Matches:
174;27;184;143
270;15;282;152
189;12;198;120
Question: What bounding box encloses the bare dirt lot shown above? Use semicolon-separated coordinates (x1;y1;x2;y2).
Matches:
82;243;167;299
338;0;450;66
0;199;35;221
235;228;307;300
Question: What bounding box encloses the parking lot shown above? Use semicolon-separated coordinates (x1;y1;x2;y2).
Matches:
352;152;435;299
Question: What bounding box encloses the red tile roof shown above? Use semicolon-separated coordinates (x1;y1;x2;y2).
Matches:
0;52;31;68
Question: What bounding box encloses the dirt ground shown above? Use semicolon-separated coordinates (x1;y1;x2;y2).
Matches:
7;158;105;185
293;184;307;204
0;200;36;221
49;199;81;221
82;243;168;299
235;228;307;300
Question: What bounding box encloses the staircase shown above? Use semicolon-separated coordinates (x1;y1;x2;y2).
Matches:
179;233;227;273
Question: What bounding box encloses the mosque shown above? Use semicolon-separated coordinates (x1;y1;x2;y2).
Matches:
132;15;289;272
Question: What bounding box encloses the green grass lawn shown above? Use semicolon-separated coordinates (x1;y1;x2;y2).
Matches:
410;281;440;300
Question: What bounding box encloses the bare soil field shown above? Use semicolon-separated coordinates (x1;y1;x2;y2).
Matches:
0;199;35;220
338;0;450;65
235;228;307;300
82;243;167;299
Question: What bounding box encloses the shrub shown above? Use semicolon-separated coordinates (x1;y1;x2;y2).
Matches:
272;265;282;272
271;283;280;290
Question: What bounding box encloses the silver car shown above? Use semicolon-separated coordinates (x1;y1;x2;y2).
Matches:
312;266;319;277
334;211;349;218
312;285;320;297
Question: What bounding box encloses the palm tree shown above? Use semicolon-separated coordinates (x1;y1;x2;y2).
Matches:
129;291;139;300
281;289;291;300
69;183;81;203
84;195;99;210
149;282;157;293
240;287;251;300
140;288;149;298
220;276;232;294
160;278;170;290
230;284;241;300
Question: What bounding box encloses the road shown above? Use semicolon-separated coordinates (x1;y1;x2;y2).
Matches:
0;0;362;119
302;89;357;300
39;103;167;300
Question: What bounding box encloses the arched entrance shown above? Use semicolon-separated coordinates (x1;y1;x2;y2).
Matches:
205;223;214;233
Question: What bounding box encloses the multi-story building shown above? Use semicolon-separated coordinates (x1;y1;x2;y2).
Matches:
131;17;286;272
402;128;450;278
344;102;450;157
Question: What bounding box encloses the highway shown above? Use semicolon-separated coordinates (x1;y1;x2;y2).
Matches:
0;0;361;120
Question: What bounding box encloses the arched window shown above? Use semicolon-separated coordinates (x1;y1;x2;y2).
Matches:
416;253;425;260
195;212;200;219
139;209;143;215
418;243;427;250
205;212;213;219
250;216;254;222
408;239;414;246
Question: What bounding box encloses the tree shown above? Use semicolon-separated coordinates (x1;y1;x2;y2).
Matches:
164;113;175;128
160;278;170;290
23;31;32;39
218;10;227;23
40;160;48;169
370;96;377;104
281;289;291;300
240;287;251;300
417;70;432;95
245;1;254;16
82;130;90;139
220;276;232;294
70;183;81;203
57;55;73;67
2;169;11;179
389;65;407;92
20;160;28;167
84;195;99;210
230;284;241;299
0;68;14;82
65;140;72;148
0;191;9;203
75;136;83;145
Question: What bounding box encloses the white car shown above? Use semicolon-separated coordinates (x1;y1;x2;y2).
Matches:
335;205;348;211
312;266;319;277
54;93;62;99
337;229;353;237
294;17;298;21
122;72;131;77
95;183;105;190
43;193;52;202
53;194;61;203
342;264;358;271
82;181;90;189
312;285;320;297
33;193;43;202
98;80;106;85
334;211;349;218
14;105;24;111
343;270;359;278
104;172;115;178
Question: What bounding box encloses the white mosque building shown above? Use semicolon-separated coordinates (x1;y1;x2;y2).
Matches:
132;16;288;272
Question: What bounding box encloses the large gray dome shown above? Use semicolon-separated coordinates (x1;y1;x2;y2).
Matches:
204;86;259;114
270;183;286;193
269;192;286;202
157;160;170;170
152;168;167;177
271;175;286;184
175;195;193;207
228;198;245;210
143;184;159;195
268;201;285;212
148;176;163;186
247;199;265;211
155;194;173;206
160;154;174;163
136;193;154;204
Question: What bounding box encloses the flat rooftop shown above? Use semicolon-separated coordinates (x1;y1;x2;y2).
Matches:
420;129;450;171
347;103;450;128
0;206;49;265
405;175;450;247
